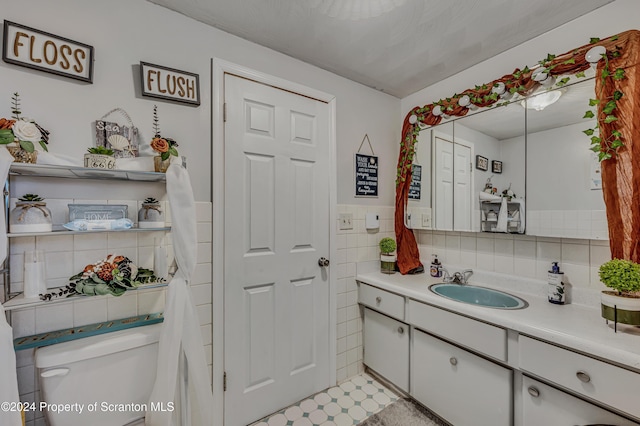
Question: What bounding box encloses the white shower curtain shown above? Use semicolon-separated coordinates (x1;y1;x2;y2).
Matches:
0;148;24;426
146;163;214;425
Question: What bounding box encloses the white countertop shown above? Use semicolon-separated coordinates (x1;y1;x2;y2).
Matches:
356;269;640;372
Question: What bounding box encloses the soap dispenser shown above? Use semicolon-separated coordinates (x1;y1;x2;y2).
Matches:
548;261;565;304
430;255;442;278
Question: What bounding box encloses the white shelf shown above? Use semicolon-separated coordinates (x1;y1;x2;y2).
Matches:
3;281;169;311
7;226;171;238
9;163;166;182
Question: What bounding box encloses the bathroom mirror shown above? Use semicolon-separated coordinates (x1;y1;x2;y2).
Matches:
405;101;526;233
525;76;607;239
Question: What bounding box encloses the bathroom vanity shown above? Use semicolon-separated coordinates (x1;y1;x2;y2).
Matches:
357;271;640;425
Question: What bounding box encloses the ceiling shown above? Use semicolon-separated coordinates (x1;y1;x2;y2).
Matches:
148;0;612;98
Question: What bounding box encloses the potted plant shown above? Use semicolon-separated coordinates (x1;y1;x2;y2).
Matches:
85;146;116;170
138;197;165;228
379;237;397;274
150;105;179;173
0;93;50;163
9;194;52;233
599;259;640;326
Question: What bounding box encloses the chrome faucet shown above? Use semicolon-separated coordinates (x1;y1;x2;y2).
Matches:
442;268;473;285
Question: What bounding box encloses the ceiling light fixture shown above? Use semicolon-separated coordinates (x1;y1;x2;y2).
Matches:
521;89;563;111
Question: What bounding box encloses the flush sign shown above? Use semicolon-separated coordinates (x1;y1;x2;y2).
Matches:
140;61;200;106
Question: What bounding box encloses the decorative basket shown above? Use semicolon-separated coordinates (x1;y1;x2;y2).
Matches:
154;156;171;173
84;153;116;170
7;146;37;163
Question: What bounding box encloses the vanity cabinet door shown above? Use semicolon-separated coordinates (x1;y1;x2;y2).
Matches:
363;308;409;392
522;376;639;426
411;329;512;426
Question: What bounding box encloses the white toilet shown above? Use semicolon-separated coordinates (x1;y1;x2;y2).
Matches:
35;323;162;426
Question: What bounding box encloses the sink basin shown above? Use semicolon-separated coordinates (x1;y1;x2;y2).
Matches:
429;283;528;310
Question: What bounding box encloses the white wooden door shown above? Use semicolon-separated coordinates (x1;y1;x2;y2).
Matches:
363;308;409;392
224;74;331;426
433;136;453;230
453;143;472;231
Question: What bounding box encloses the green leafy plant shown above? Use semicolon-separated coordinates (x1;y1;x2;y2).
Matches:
379;237;397;255
87;146;114;156
18;194;44;202
599;259;640;295
143;197;159;204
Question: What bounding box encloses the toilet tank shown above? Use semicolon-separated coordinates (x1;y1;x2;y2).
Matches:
35;323;163;426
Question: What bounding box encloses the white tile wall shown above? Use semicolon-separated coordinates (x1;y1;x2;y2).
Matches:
9;202;213;426
527;210;609;240
335;204;394;382
417;230;611;290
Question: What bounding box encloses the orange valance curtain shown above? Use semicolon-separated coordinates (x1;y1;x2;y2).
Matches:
395;30;640;272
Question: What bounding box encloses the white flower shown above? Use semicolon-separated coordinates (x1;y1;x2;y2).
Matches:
12;119;42;143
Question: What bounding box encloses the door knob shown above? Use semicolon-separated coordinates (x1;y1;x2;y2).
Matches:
318;257;330;267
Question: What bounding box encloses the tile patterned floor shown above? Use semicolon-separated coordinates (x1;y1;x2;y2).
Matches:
252;373;399;426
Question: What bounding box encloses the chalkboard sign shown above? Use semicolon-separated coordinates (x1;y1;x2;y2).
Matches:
355;154;378;197
408;164;422;200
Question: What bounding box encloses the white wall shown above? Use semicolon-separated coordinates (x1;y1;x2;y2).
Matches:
401;0;640;116
0;0;400;205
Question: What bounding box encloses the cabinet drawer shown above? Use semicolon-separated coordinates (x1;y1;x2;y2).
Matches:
520;335;640;419
412;329;512;426
363;308;409;392
408;299;507;361
358;283;405;320
522;376;638;426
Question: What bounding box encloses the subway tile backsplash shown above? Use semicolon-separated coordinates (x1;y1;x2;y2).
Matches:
417;230;611;290
336;204;394;382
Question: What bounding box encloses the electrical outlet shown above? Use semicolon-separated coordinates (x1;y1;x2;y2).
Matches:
339;213;353;230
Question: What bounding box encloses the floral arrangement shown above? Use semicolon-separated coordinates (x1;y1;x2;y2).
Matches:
40;254;160;300
150;105;178;161
0;93;49;152
379;237;397;255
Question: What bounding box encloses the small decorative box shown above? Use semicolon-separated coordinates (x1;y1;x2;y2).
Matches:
68;204;128;222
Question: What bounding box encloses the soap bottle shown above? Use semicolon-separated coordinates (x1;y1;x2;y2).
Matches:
430;255;442;278
548;261;565;304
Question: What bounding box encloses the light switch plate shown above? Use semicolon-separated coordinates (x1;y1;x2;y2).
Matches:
422;213;431;228
339;213;353;230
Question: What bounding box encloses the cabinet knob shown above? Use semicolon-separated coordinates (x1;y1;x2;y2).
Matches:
449;357;458;366
397;326;404;335
527;386;540;398
318;257;330;267
375;296;382;304
576;371;591;383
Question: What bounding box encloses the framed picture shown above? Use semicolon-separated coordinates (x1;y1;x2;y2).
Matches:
492;160;503;174
2;20;94;83
475;155;488;171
